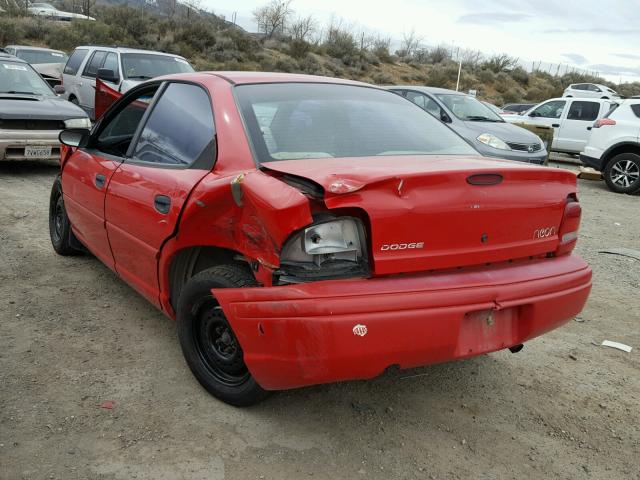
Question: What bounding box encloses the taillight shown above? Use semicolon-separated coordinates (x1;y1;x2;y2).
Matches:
555;196;581;256
593;118;616;128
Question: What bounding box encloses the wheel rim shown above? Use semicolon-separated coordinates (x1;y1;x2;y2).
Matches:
52;199;64;243
610;160;640;188
192;300;250;387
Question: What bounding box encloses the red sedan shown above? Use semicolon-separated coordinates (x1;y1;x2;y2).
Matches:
50;72;592;406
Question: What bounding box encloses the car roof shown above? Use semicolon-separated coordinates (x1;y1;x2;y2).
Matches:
388;85;462;95
5;45;66;54
161;71;372;86
74;45;188;58
0;52;28;64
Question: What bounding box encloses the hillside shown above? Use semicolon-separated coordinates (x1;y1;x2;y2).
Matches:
2;1;639;103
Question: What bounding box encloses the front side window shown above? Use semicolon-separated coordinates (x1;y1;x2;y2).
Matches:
132;83;215;167
531;100;566;119
0;61;54;96
83;50;108;78
567;101;600;121
235;83;478;163
95;86;159;157
102;52;119;77
64;49;88;75
435;94;503;122
121;53;193;80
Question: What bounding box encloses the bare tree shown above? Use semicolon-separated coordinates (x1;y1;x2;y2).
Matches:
288;14;316;42
81;0;97;19
253;0;293;38
397;29;422;58
483;54;519;73
371;35;392;62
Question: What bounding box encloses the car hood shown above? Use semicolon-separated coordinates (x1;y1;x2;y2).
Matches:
456;120;542;144
32;62;64;79
0;95;88;121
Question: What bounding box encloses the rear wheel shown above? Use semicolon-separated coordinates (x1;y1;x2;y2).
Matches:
49;178;81;255
603;153;640;194
177;265;268;406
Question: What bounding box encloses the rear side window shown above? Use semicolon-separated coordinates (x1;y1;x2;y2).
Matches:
567;101;599;121
64;49;88;75
132;83;215;167
82;50;108;78
631;104;640;118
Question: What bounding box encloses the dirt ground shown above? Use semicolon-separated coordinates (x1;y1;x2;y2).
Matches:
1;159;638;480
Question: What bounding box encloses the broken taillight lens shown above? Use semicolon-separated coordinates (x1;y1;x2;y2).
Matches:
555;196;581;256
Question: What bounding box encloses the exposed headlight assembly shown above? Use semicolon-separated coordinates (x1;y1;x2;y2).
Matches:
278;216;368;283
64;117;91;129
477;133;511;150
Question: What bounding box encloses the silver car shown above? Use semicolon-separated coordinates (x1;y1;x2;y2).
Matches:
0;52;89;162
3;45;68;87
389;86;548;165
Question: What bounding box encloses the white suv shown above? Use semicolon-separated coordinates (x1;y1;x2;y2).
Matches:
580;100;640;194
563;83;620;99
62;46;194;119
505;97;617;154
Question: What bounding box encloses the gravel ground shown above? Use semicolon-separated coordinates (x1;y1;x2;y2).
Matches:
1;160;638;480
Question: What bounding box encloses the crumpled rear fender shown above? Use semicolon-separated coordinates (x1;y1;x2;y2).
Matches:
158;170;313;315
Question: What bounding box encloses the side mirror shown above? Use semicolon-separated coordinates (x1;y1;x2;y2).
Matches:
440;112;452;123
59;128;90;148
53;85;65;95
529;111;539;117
97;68;119;84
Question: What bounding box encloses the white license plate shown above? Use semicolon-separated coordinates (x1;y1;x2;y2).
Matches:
24;146;52;158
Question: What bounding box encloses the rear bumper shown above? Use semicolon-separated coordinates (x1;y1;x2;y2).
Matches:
0;130;61;161
580;153;604;170
214;254;592;390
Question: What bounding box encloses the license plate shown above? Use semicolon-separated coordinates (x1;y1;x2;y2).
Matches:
24;146;52;158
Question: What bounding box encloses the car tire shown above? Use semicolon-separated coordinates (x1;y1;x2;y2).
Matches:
49;177;81;255
177;265;269;407
601;96;609;99
603;153;640;194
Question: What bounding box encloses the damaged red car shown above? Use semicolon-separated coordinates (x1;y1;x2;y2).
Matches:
50;72;592;406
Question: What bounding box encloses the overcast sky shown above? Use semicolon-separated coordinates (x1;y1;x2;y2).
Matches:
202;0;640;83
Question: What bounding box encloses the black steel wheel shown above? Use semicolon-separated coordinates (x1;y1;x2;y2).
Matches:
177;265;268;406
49;177;80;255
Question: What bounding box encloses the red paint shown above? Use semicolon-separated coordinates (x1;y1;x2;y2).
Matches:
213;254;592;390
94;78;121;120
59;72;592;391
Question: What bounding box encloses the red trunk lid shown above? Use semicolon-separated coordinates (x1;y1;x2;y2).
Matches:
263;156;577;275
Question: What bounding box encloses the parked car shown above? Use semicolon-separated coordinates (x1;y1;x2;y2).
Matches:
501;103;536;115
505;98;618;154
50;72;592;406
61;45;194;119
28;2;95;21
580;99;640;194
480;101;504;115
4;45;68;87
563;83;620;99
0;52;89;162
389;86;548;164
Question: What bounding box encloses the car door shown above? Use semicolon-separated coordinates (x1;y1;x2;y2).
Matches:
524;100;567;148
105;81;216;306
79;49;108;117
556;100;600;152
61;85;159;269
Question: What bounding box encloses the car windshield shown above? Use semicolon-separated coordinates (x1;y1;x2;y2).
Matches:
235;83;478;163
0;60;54;96
436;93;504;122
30;3;54;8
121;53;194;80
16;49;68;65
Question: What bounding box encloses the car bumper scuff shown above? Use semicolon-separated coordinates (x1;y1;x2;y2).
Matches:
214;254;591;390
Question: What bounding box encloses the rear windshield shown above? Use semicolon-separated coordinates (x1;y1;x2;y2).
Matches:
121;53;193;80
0;60;54;96
16;49;68;65
436;94;504;122
235;83;478;163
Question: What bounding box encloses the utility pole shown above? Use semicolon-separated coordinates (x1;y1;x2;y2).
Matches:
455;54;462;91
